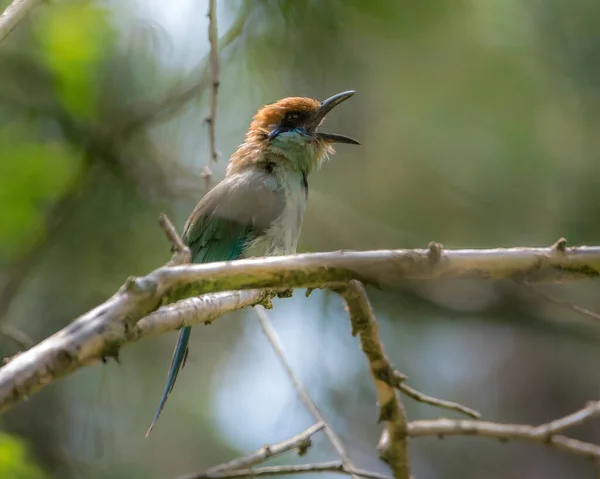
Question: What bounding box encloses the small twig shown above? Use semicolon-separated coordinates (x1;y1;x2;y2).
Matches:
531;401;600;437
255;307;359;478
0;325;33;350
397;383;480;419
158;214;191;265
0;0;42;44
0;188;82;322
180;461;393;479
408;418;600;459
519;282;600;322
338;281;410;479
203;0;220;190
116;5;248;139
206;422;325;473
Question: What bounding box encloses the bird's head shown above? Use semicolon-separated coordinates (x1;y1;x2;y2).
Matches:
229;91;359;175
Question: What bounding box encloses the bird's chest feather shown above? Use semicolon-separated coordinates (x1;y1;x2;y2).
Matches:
242;169;307;258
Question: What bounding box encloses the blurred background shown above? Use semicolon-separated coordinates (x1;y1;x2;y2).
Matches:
1;0;600;477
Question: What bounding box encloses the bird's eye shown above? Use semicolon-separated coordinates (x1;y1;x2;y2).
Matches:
287;112;300;123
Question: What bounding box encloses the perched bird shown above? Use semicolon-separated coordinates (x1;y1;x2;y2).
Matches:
146;91;359;436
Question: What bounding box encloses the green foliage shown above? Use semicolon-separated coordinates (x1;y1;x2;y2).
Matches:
0;122;82;257
0;433;46;479
36;2;114;121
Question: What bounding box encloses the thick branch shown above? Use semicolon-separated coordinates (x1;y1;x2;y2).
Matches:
0;0;41;43
340;281;410;479
0;288;269;414
113;245;600;301
0;244;599;415
408;418;600;459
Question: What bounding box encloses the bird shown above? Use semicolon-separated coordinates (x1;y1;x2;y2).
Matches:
146;90;359;436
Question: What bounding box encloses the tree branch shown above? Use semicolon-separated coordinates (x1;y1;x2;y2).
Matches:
200;422;324;474
408;416;600;459
115;4;248;138
202;0;220;189
519;282;600;322
0;0;42;43
180;461;393;479
0;186;82;322
530;401;600;437
339;281;410;479
0;325;33;350
0;242;599;415
158;214;191;265
396;383;479;420
255;307;360;479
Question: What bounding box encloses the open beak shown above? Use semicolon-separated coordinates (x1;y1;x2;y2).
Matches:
312;91;360;145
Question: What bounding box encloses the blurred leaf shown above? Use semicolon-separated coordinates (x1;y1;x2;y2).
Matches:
36;2;114;121
0;433;47;479
0;123;81;257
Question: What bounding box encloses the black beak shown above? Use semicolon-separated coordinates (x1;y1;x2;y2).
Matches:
312;91;360;145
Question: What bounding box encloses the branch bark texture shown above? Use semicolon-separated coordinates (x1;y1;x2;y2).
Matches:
340;281;410;479
0;244;598;415
0;0;41;43
408;418;600;459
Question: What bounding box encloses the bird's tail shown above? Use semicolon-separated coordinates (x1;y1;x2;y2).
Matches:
145;326;191;436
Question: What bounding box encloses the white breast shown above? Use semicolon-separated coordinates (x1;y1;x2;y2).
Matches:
242;168;306;258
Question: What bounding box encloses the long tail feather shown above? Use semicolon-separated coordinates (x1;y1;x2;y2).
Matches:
146;327;191;436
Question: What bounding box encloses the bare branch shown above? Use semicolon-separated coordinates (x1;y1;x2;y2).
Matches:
202;0;221;189
530;401;600;437
408;418;600;459
519;282;600;322
339;281;409;479
180;461;393;479
397;383;480;420
0;189;81;322
0;325;33;350
203;422;324;474
116;6;248;138
255;307;359;478
0;0;42;43
135;290;271;336
0;243;599;415
0;287;269;414
158;214;191;265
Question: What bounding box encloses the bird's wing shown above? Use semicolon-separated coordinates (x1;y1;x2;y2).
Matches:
182;171;285;262
146;170;285;436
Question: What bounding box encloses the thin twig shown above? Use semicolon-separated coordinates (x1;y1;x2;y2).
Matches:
408;418;600;459
203;0;220;190
116;6;248;139
180;461;394;479
397;383;480;419
158;214;191;265
338;281;410;479
255;306;359;478
0;325;33;350
0;188;82;322
0;0;42;43
531;401;600;437
204;422;324;474
519;282;600;322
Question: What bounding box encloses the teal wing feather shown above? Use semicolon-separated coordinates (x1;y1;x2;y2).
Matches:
146;170;285;435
